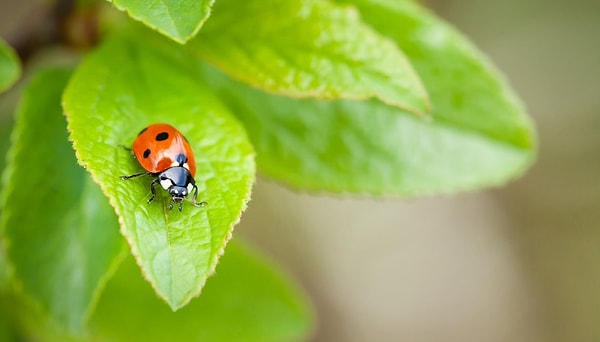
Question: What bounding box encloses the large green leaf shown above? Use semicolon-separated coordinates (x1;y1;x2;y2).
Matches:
197;0;536;195
108;0;214;43
0;38;20;93
198;39;535;195
63;33;255;310
190;0;430;116
88;240;314;341
1;68;126;333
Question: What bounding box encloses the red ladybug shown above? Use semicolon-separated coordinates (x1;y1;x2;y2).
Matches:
121;123;206;211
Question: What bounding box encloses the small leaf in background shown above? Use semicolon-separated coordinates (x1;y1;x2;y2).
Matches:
1;68;126;333
107;0;215;43
190;0;430;116
63;32;255;310
0;38;20;93
89;240;314;341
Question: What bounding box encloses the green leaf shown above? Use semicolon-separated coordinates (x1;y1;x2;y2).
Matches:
0;38;20;93
63;33;255;310
0;242;7;290
197;0;536;195
190;0;430;116
0;120;13;290
108;0;215;43
199;54;534;195
1;68;126;333
89;240;314;341
344;0;535;149
0;294;19;342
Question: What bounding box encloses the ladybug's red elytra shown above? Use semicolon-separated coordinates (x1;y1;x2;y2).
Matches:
120;123;206;211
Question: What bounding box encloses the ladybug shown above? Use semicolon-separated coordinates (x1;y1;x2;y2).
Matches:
120;123;206;211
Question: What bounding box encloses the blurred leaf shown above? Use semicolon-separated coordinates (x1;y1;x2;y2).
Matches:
199;59;534;195
108;0;214;43
63;33;255;310
0;293;18;341
0;120;13;188
197;0;536;195
343;0;535;149
89;240;314;342
190;0;430;116
0;241;6;290
0;120;13;289
1;68;126;333
0;38;20;93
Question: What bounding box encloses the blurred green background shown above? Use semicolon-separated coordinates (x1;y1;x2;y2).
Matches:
1;0;599;341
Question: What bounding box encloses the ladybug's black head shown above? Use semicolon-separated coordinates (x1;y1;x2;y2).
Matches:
169;186;188;211
169;186;188;201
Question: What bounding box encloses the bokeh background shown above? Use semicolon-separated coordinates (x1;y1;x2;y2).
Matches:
1;0;599;341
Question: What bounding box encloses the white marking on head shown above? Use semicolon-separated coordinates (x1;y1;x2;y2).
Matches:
160;178;172;190
187;183;194;193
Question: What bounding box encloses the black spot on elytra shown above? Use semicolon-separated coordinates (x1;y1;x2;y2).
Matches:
143;149;151;158
137;127;148;136
156;132;169;141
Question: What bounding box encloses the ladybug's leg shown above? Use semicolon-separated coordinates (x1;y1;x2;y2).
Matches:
191;184;207;207
120;172;150;180
148;178;160;204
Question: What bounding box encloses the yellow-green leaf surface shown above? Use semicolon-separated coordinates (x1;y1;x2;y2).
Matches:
190;0;430;116
0;38;20;93
63;33;255;310
199;0;536;197
108;0;215;43
345;0;535;148
1;68;126;333
89;241;314;341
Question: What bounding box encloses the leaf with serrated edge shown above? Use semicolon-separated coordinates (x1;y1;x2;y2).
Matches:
63;33;255;310
189;0;430;116
0;38;20;93
89;240;314;341
1;68;126;333
108;0;215;43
